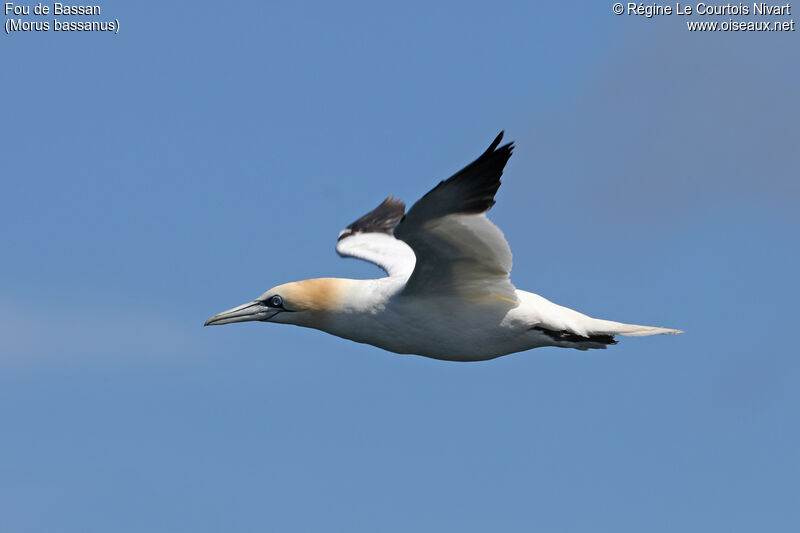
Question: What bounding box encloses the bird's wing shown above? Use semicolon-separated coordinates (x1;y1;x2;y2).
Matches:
336;196;416;278
394;132;518;302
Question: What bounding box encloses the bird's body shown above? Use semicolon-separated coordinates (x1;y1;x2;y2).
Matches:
206;133;681;361
261;278;675;361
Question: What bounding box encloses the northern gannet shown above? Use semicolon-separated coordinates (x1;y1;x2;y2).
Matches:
205;133;682;361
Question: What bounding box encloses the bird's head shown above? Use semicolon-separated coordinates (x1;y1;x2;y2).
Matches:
204;278;346;328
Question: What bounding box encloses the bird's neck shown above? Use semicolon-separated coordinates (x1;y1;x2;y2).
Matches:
287;276;401;313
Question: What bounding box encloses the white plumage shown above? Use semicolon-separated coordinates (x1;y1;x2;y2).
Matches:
205;133;681;361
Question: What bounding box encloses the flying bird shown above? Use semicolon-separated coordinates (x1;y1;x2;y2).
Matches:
205;133;681;361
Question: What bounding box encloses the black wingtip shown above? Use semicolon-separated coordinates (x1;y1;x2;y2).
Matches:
339;195;406;241
486;131;504;153
484;131;515;160
405;131;515;218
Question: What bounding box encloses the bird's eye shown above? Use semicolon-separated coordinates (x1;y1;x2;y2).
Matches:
269;295;283;308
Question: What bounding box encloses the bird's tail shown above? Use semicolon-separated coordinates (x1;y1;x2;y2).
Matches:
531;319;682;351
517;290;683;350
591;319;683;337
539;320;682;351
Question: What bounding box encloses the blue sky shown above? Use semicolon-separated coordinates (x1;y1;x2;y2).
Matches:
2;1;798;531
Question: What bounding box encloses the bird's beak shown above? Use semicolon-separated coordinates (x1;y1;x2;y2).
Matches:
204;300;279;326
